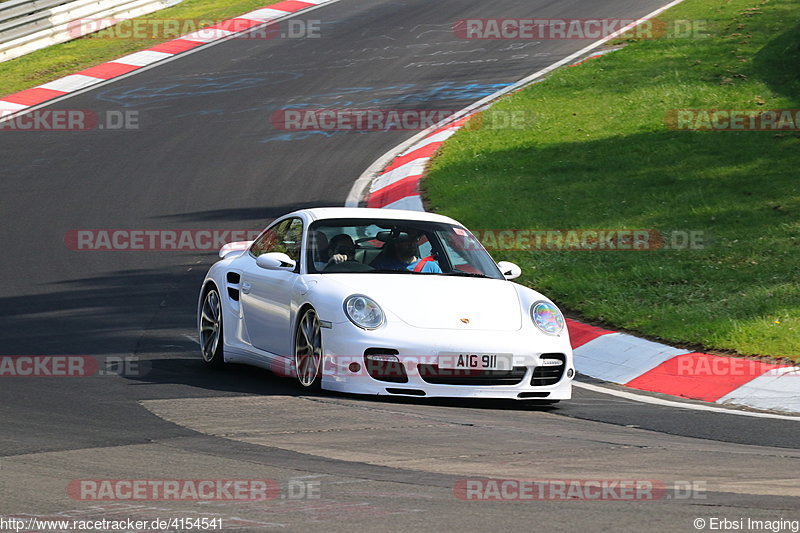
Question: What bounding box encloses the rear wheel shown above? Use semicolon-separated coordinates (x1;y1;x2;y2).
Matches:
294;308;322;388
199;287;224;368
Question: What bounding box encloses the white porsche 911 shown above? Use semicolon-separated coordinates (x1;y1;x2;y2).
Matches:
198;207;574;401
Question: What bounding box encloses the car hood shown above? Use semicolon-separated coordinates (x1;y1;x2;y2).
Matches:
325;274;523;331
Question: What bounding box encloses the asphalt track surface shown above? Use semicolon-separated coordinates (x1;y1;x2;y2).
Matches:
0;0;798;531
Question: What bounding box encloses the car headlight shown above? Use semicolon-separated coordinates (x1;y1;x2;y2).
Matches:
531;301;565;335
344;295;384;329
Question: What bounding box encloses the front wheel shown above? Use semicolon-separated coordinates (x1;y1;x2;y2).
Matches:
294;308;322;388
199;287;224;368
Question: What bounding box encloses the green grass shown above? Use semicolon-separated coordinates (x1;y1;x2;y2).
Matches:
0;0;283;97
425;0;800;359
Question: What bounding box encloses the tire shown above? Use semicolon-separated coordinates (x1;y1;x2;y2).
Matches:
294;307;322;388
199;287;225;368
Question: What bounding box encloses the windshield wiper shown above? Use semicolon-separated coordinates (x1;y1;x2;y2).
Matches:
370;269;414;274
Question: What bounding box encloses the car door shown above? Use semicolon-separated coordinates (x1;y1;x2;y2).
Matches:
240;217;304;357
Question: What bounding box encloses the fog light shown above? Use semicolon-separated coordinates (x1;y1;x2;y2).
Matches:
363;351;408;383
365;354;400;363
567;368;574;378
349;362;361;373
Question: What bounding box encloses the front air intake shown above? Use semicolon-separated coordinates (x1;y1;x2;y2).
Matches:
531;353;566;386
364;348;408;383
385;388;426;396
517;392;551;399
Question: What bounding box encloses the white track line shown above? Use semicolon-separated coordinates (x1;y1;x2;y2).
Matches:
574;381;800;421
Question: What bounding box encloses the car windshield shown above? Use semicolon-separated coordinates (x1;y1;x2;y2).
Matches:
306;218;504;279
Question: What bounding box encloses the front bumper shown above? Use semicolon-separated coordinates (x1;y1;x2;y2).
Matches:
320;319;574;400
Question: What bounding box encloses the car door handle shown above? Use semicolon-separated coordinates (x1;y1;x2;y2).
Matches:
241;281;252;294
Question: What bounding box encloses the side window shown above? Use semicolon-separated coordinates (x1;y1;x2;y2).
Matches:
440;231;471;265
418;236;433;259
250;221;285;258
250;218;303;261
277;218;303;261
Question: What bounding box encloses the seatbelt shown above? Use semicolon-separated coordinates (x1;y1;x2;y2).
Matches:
413;256;435;272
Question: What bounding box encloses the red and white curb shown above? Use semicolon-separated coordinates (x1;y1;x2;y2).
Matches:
358;101;799;415
365;116;473;211
0;0;334;121
568;320;799;413
349;3;799;415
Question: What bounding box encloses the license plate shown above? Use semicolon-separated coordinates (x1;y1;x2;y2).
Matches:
438;353;513;371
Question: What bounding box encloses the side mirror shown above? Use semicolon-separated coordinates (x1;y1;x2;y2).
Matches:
497;261;522;280
256;252;297;271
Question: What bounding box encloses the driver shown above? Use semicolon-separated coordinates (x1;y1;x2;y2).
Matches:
322;234;373;272
327;234;356;264
371;230;442;273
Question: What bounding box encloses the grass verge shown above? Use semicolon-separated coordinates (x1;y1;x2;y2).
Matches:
424;0;800;359
0;0;284;97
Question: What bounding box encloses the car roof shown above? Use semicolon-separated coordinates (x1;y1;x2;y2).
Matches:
294;207;461;225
